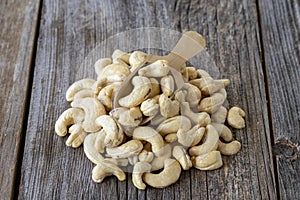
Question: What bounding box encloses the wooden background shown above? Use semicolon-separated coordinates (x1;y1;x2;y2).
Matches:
0;0;299;199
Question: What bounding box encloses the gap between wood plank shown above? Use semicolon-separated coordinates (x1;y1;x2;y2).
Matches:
11;1;44;199
255;0;280;199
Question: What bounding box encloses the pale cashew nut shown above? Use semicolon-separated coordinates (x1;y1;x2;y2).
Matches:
143;159;181;188
150;143;172;171
55;108;85;136
198;89;227;114
73;89;96;100
201;79;226;96
138;60;169;77
180;102;211;126
71;97;106;132
66;124;87;148
184;83;202;107
160;75;174;96
94;129;106;153
172;146;192;170
218;140;241;155
129;51;148;71
94;58;112;76
97;82;121;111
227;106;246;129
159;93;180;118
211;123;233;142
140;98;159;117
132;161;152;190
119;76;152;108
92;160;126;183
186;66;198;80
128;155;139;165
177;125;205;147
138;150;154;163
156;116;191;136
84;133;104;164
148;78;161;98
93;77;107;95
105;158;129;167
211;106;227;123
196;69;212;78
164;133;178;143
189;125;219;156
133;127;164;156
174;89;187;103
111;49;130;64
192;150;223;170
110;107;143;128
98;63;130;82
66;79;96;101
106;140;143;158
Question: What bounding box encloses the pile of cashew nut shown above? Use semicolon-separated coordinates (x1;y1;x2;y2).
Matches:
55;49;246;189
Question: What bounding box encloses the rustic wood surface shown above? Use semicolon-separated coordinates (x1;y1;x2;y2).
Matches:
0;0;40;199
0;0;298;199
259;0;300;199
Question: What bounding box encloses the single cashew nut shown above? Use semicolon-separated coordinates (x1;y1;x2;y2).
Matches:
184;83;201;107
66;79;96;101
177;125;205;147
201;79;226;96
111;49;130;64
110;107;143;129
218;140;241;155
119;76;152;108
66;124;87;148
97;82;121;111
138;150;154;163
164;133;178;143
186;66;198;80
198;89;227;114
156;115;192;136
129;51;148;71
227;106;246;129
172;146;192;170
73;89;96;100
140;98;159;117
94;129;106;153
159;93;180;118
180;102;211;126
138;60;169;77
98;63;130;82
94;58;112;76
160;75;174;96
192;150;223;170
189;125;219;156
143;159;181;188
84;133;104;164
55;108;85;136
92;160;126;183
71;97;106;132
132;161;152;190
211;106;227;123
211;123;233;142
106;140;143;158
148;78;161;98
174;89;187;103
196;69;212;78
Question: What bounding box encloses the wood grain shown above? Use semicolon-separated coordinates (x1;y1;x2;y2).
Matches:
258;0;300;199
0;0;40;199
19;0;277;199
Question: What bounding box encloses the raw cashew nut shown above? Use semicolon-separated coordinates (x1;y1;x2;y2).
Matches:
98;63;130;82
94;129;106;153
106;140;143;158
55;108;85;136
192;150;223;170
66;124;87;148
180;102;211;126
129;51;148;71
110;107;143;128
172;146;192;170
128;155;139;165
84;133;104;164
143;159;181;188
119;76;152;108
218;140;241;155
97;82;121;111
177;125;205;147
94;58;112;76
198;89;227;114
138;60;169;77
73;89;96;100
111;49;130;64
92;161;126;183
211;123;233;142
71;97;106;132
164;133;178;143
196;69;212;78
150;143;172;171
132;162;152;190
174;89;187;103
66;79;96;101
189;125;219;156
148;78;161;98
184;83;201;107
156;116;192;136
138;150;154;163
159;93;180;118
227;106;246;129
211;106;227;123
140;98;159;117
186;66;198;80
160;75;174;96
133;127;164;156
201;79;226;96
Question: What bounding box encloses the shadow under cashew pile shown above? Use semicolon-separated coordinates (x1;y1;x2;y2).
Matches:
55;49;246;189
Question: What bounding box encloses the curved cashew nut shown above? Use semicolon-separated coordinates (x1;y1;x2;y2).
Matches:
198;89;227;114
159;93;180;118
201;79;226;96
94;129;106;153
211;106;227;123
98;63;130;82
73;89;96;100
128;155;139;166
189;125;219;156
186;66;198;80
66;79;96;101
150;143;172;171
177;125;205;147
84;133;104;164
140;98;159;117
111;49;130;64
129;51;148;71
119;76;152;108
164;133;178;143
138;60;169;77
148;78;161;98
66;124;87;148
156;116;191;136
106;140;143;158
143;159;181;188
132;162;152;190
192;150;223;170
92;160;126;183
196;69;212;78
211;123;233;142
172;146;192;170
174;89;187;103
133;127;164;156
55;108;85;136
94;58;112;76
184;83;201;107
110;107;143;128
227;106;246;129
105;158;129;167
218;140;241;155
160;75;174;96
138;150;154;163
96;115;124;147
97;82;121;111
180;102;211;126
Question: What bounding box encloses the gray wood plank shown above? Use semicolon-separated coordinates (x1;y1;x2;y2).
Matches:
0;0;40;199
19;0;277;199
258;0;300;199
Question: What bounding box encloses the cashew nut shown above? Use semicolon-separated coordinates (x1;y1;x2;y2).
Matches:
138;150;154;163
66;79;96;101
94;58;112;76
184;83;202;107
98;63;130;82
84;133;104;164
156;116;192;136
211;106;227;123
143;159;181;188
97;82;121;111
160;75;174;96
110;107;143;129
132;161;152;190
180;102;211;126
105;158;129;167
196;69;212;78
192;150;223;170
186;66;198;80
198;89;227;114
189;125;219;156
201;79;226;96
129;51;148;71
211;123;233;142
119;76;152;108
138;60;169;77
218;140;241;155
111;49;130;64
164;133;178;143
128;155;139;165
92;160;126;183
73;89;96;100
140;98;159;117
94;129;106;153
55;108;85;136
66;124;87;148
148;78;161;98
227;106;246;129
150;143;172;171
174;89;187;103
159;93;180;118
173;146;192;170
177;125;205;147
106;140;143;158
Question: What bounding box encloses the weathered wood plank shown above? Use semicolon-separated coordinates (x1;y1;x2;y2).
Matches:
0;0;40;199
19;0;277;199
258;0;300;199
